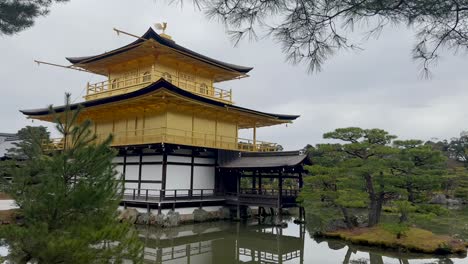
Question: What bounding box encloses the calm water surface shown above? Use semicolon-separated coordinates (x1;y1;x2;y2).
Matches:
137;217;468;264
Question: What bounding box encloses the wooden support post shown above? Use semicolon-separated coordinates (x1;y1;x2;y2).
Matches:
278;171;283;210
252;171;256;191
190;150;194;197
259;174;262;193
253;125;257;149
299;172;303;189
158;203;162;215
138;152;143;196
122;152;127;192
275;171;283;225
236;173;241;220
161;151;167;199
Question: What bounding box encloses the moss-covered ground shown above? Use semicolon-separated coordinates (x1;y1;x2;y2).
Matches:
324;226;467;255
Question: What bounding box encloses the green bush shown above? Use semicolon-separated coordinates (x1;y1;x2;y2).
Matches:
381;223;410;239
416;204;449;216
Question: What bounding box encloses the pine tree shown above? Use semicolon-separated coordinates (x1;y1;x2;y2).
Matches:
0;0;70;35
391;140;446;203
0;94;143;264
7;126;50;160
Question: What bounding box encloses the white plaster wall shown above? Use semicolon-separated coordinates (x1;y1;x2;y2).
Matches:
125;165;139;181
126;156;140;163
141;164;162;181
115;165;124;179
112;156;124;163
167;155;191;163
142;155;163;162
166;165;191;189
193;166;215;190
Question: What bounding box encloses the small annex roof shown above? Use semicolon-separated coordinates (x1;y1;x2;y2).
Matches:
219;151;310;169
20;79;299;124
0;133;18;140
66;28;253;76
0;140;19;159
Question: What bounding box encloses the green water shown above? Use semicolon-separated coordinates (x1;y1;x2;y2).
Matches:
137;215;468;264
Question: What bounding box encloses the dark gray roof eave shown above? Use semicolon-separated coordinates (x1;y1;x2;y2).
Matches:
66;28;253;74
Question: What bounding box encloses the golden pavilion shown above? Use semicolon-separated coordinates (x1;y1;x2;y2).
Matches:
21;27;307;218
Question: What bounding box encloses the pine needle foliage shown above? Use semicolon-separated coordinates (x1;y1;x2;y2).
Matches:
196;0;468;75
0;0;70;35
301;127;447;228
0;94;143;264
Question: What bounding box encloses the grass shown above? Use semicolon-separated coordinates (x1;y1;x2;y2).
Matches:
324;226;467;255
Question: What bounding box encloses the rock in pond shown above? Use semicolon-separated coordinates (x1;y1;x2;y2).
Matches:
164;210;180;227
193;208;210;222
118;208;139;224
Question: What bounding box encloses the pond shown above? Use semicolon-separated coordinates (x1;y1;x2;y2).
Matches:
137;216;468;264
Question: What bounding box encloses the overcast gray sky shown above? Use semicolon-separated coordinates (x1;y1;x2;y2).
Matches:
1;0;467;150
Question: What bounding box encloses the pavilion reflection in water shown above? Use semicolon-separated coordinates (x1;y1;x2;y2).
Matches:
138;219;464;264
139;219;306;264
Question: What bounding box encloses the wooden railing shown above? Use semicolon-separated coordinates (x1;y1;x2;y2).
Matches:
85;68;232;103
44;127;279;152
122;188;217;202
239;188;300;197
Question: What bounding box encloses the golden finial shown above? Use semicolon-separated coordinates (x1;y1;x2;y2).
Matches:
154;22;173;40
154;22;167;34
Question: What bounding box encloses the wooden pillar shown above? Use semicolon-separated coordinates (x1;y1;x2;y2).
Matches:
299;172;303;189
137;151;143;196
259;173;262;193
253;125;257;148
161;150;168;199
278;171;283;224
252;171;256;190
190;150;195;197
278;171;283;211
237;172;241;219
122;151;127;194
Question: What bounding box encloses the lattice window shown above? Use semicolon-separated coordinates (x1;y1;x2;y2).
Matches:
142;71;151;82
162;72;172;83
111;79;117;89
199;83;208;94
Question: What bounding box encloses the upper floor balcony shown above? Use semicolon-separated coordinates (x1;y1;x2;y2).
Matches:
85;69;233;103
44;127;279;153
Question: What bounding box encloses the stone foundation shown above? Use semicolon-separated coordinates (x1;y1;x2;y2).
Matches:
118;206;298;227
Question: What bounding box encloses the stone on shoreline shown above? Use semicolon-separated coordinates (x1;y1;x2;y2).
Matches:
118;208;139;224
193;208;209;222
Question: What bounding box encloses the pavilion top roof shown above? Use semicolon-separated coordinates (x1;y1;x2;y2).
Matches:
66;27;253;79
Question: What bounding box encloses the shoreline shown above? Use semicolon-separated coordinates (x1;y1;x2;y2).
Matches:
318;226;468;256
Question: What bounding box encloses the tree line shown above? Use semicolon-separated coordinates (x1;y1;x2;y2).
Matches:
300;127;468;230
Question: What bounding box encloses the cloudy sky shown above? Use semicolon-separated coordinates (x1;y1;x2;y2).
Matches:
1;0;468;150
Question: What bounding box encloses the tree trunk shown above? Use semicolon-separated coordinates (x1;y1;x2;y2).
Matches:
399;211;408;223
365;174;382;227
407;181;415;203
340;207;353;229
368;197;378;227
